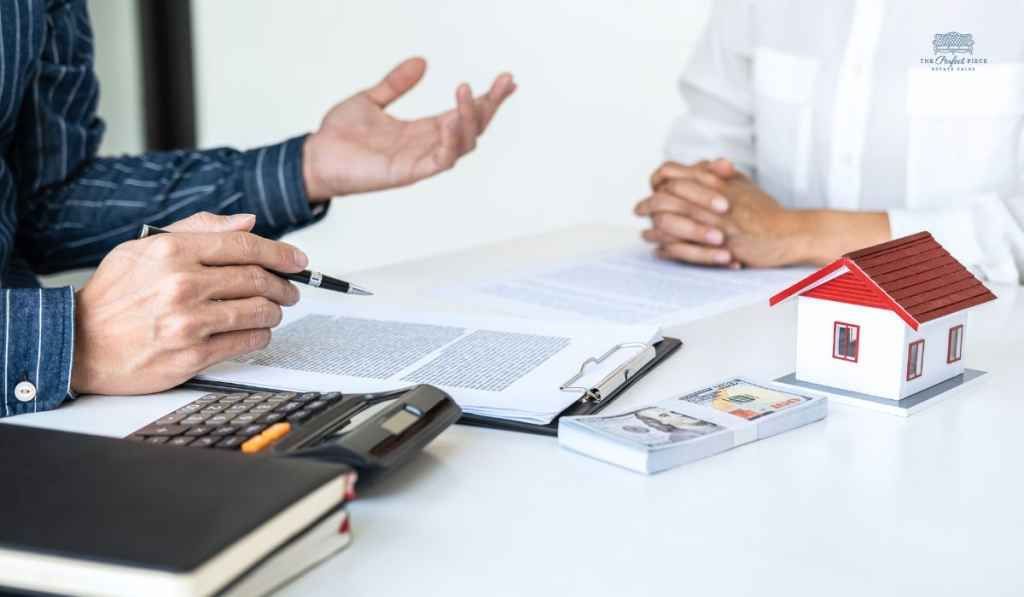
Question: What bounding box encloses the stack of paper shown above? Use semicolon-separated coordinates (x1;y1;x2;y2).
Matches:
558;378;827;473
199;300;661;425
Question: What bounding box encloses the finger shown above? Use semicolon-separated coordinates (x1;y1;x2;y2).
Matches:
650;161;723;191
430;114;460;172
662;178;730;213
455;84;480;154
709;158;738;178
365;56;427;108
641;227;676;245
656;241;733;266
202;265;301;306
478;73;516;131
185;231;309;272
196;328;273;370
635;192;726;230
200;297;283;336
650;213;725;245
165;212;256;233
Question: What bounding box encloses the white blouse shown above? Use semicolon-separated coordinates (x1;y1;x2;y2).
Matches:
665;0;1024;284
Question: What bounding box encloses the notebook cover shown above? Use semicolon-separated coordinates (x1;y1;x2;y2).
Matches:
458;337;683;436
0;424;351;573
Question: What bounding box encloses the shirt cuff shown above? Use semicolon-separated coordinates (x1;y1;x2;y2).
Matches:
240;134;329;237
0;287;75;417
888;192;1019;284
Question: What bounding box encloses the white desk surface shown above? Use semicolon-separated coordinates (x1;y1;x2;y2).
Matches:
12;225;1024;597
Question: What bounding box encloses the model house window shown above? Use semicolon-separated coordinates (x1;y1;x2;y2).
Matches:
907;340;925;380
832;322;860;362
947;325;964;363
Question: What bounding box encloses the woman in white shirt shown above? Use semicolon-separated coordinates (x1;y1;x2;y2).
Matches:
635;0;1024;284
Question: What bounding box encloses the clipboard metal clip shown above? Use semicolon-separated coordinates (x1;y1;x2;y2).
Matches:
560;342;658;403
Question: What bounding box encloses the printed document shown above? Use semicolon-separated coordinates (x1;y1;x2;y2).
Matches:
199;300;660;424
449;247;810;326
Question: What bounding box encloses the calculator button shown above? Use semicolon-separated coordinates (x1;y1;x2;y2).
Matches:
154;412;188;425
189;437;218;448
136;424;187;437
257;413;284;425
185;425;213;436
232;413;259;425
215;436;247;449
210;425;238;437
199;404;226;414
176;403;204;413
195;394;222;403
180;415;209;426
168;436;194;447
271;392;297;400
287;409;312;423
217;395;244;405
146;436;170;444
242;396;266;404
240;424;267;437
322;392;343;401
225;404;250;414
206;414;232;426
275;402;302;414
126;434;147;442
306;400;329;413
295;393;320;403
250;403;275;413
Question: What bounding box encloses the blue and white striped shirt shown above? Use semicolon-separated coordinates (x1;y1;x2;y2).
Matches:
1;1;322;417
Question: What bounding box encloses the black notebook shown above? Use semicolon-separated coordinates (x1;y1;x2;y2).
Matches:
0;424;354;597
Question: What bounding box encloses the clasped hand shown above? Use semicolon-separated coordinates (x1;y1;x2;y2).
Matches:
634;159;810;268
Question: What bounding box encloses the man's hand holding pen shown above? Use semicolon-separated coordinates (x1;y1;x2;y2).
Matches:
71;212;306;396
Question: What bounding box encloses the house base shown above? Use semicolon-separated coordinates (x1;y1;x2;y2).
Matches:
773;369;986;417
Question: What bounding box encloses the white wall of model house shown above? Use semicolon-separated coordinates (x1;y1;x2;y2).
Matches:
899;311;967;398
795;296;967;400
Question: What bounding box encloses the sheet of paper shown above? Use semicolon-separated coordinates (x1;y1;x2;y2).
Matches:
199;300;659;424
447;247;811;326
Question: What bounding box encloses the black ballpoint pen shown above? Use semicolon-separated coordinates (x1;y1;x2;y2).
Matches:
138;224;373;296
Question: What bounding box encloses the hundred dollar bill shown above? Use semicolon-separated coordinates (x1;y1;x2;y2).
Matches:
559;378;826;473
677;378;810;421
573;406;724;448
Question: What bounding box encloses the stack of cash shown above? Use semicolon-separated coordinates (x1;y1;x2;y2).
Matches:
558;378;827;474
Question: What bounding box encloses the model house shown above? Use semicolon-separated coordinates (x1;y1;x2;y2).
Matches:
769;232;996;401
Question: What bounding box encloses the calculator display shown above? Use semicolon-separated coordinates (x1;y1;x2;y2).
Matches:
381;410;418;435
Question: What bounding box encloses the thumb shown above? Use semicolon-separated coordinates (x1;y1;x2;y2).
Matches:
708;158;738;178
164;212;256;233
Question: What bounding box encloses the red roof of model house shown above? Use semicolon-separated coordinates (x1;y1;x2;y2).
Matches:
769;232;996;330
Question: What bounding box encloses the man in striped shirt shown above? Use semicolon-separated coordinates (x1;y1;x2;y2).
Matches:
0;1;515;416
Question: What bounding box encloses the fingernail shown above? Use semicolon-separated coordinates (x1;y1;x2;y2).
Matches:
711;197;729;213
705;229;724;245
714;251;731;264
293;249;309;269
230;213;256;225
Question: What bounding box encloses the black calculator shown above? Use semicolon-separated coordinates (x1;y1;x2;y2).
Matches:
128;383;461;477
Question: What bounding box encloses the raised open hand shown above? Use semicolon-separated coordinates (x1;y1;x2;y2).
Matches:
301;57;516;200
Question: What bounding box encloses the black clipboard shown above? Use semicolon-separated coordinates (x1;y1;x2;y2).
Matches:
458;337;682;437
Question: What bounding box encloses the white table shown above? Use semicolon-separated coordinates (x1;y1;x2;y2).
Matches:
14;225;1024;596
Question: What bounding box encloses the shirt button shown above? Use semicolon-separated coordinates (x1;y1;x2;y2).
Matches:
14;381;37;402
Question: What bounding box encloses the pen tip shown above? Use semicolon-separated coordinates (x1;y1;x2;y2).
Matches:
348;284;373;296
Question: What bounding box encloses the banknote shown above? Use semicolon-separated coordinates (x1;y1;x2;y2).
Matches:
678;378;809;421
573;406;724;447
